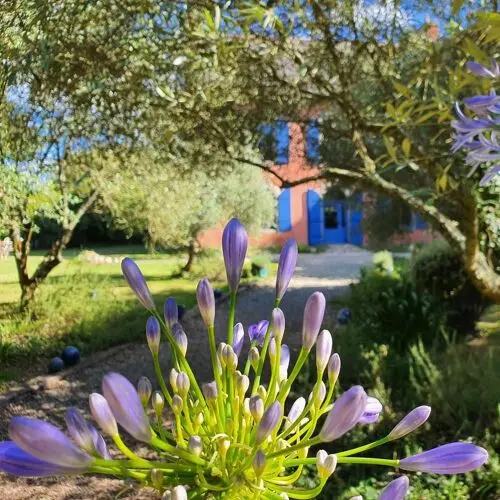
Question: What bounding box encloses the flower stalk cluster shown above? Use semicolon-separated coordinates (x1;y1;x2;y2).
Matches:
0;218;488;498
452;60;500;186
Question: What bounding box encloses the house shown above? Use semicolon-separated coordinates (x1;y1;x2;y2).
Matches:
199;120;435;249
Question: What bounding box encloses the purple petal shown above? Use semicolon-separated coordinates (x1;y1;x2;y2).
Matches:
480;165;500;186
302;292;326;350
196;278;215;327
358;396;383;425
88;424;111;460
248;320;269;346
222;218;248;292
379;475;409;500
256;401;283;444
276;239;298;300
388;406;431;440
466;61;497;79
146;316;161;354
9;417;92;469
232;323;244;356
65;408;94;453
400;442;488;474
121;258;155;310
164;297;178;328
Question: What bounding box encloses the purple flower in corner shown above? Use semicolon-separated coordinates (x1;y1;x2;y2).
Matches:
248;320;269;346
467;60;500;79
379;475;409;500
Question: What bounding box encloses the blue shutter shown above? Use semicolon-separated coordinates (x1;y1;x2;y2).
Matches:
275;121;289;164
307;189;324;245
278;189;292;232
306;120;320;164
414;214;428;230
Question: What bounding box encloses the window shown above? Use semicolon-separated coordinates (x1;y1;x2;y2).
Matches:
324;205;339;229
305;120;320;164
258;121;289;164
277;189;292;232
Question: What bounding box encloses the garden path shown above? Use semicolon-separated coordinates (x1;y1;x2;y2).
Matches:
0;246;373;499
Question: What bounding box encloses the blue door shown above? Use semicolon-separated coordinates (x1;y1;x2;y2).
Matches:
323;201;346;244
307;190;324;245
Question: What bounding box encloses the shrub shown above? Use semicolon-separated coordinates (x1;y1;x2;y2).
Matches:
411;239;488;336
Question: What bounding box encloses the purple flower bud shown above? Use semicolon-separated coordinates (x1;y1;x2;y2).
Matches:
467;60;500;79
248;320;269;346
65;408;94;453
249;347;260;370
316;330;332;374
121;258;154;310
358;396;383;425
152;391;164;417
233;322;244;356
379;475;409;500
271;308;285;342
279;344;290;382
171;394;183;415
102;372;152;443
222;218;248;291
87;424;110;460
164;297;178;328
388;406;431;441
286;397;306;428
253;449;267;477
276;239;298;300
249;395;265;423
302;292;326;350
256;401;283;445
319;386;367;442
176;372;190;397
172;323;188;356
0;441;89;476
169;368;179;392
202;381;218;401
268;338;277;362
188;436;202;457
400;442;488;474
328;353;341;386
8;417;92;469
146;316;161;355
196;278;215;327
137;376;153;408
310;381;327;408
171;485;188;500
89;393;118;438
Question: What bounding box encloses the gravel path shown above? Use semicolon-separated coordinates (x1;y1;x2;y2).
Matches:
0;247;372;499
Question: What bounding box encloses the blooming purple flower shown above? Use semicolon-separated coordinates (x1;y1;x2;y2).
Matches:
275;239;298;300
222;218;248;292
388;406;431;441
164;297;178;328
102;372;152;443
232;322;244;356
379;475;409;500
146;316;161;355
248;320;269;346
121;258;155;310
8;417;92;469
400;442;488;474
358;396;383;425
196;278;215;327
464;92;500;116
319;386;367;442
256;401;283;445
467;60;500;79
0;441;89;476
302;292;326;350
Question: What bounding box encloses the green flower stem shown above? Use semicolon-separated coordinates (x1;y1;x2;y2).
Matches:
336;436;390;457
112;434;148;464
207;324;226;423
265;479;326;499
174;412;186;446
284;456;400;468
263;491;287;500
267;437;321;460
277;348;309;404
251;297;280;394
89;465;147;480
227;291;237;344
265;464;303;485
152;353;173;406
265;335;282;408
151;436;206;465
93;457;198;473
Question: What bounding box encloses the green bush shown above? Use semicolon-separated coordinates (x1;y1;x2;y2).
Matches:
411;239;487;336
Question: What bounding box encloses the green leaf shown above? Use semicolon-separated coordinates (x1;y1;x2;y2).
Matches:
383;136;397;161
392;81;411;97
463;38;488;63
402;138;411;156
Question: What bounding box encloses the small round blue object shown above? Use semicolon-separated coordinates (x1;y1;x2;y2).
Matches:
48;356;65;374
178;304;186;321
213;289;223;299
61;346;80;366
337;307;351;325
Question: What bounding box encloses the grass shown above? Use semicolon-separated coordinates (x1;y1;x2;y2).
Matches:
0;245;276;388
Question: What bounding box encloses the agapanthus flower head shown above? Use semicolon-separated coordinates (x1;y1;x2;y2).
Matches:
379;475;409;500
232;322;244;356
9;417;92;469
248;320;269;346
275;239;298;300
196;278;215;327
302;292;326;350
358;396;383;425
400;442;488;474
388;406;431;440
164;297;178;328
121;258;155;310
102;372;152;443
271;308;285;342
319;385;367;442
146;316;161;355
256;401;283;445
222;217;248;292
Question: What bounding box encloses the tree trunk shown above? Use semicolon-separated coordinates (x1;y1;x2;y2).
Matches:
182;241;197;272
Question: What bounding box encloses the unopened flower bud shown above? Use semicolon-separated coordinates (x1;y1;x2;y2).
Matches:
302;292;326;351
249;347;260;370
249;396;264;423
218;437;230;459
253;449;267;477
257;385;267;400
243;398;251;417
316;330;332;374
285;397;306;429
379;475;409;500
151;469;163;489
222;218;248;292
152;391;164;418
169;369;178;392
202;381;218;402
256;401;283;445
236;374;250;399
171;485;187;500
272;308;285;342
89;393;118;438
328;353;341;387
233;322;244;356
164;297;178;329
171;395;183;415
269;338;277;363
188;436;203;457
146;316;161;355
388;406;431;441
279;344;290;382
137;376;152;408
276;239;298;300
316;450;337;480
172;324;188;357
121;258;155;310
310;382;326;409
196;278;215;327
176;372;190;397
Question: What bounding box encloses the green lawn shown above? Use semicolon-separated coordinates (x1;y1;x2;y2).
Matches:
0;245;275;387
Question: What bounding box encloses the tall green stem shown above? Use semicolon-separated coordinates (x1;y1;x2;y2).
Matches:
227;291;237;344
